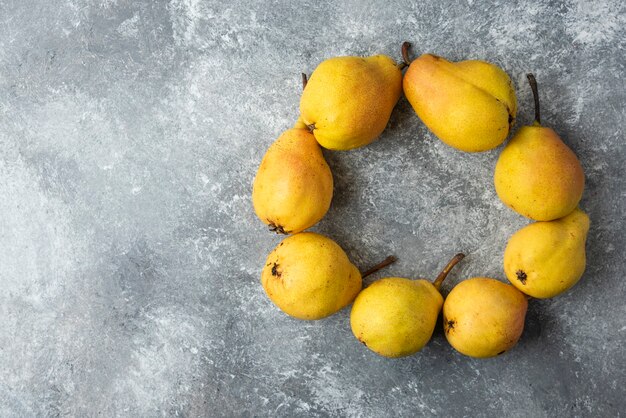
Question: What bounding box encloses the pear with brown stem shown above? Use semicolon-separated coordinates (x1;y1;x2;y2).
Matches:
262;232;397;320
494;74;585;221
350;253;465;358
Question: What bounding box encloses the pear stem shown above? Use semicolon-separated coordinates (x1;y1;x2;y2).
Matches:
302;73;308;90
527;73;541;125
432;253;465;291
361;255;397;279
401;41;412;67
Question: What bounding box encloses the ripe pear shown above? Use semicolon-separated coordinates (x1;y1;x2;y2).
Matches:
443;278;528;358
299;54;403;150
504;208;589;298
261;232;395;320
252;128;333;234
494;74;585;221
350;254;465;358
401;42;517;152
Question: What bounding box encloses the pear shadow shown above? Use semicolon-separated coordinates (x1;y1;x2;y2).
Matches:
384;94;428;153
361;92;436;171
431;312;447;342
569;183;608;292
312;148;362;251
321;148;360;213
521;298;551;345
571;148;614;299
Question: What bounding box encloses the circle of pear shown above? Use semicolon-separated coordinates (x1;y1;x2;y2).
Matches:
251;45;591;362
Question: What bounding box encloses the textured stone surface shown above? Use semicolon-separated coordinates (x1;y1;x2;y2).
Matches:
1;0;625;416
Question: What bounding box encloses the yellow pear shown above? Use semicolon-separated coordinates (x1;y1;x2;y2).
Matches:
401;42;517;152
494;74;585;221
350;254;465;358
504;208;589;298
261;232;395;320
443;278;527;358
252;128;333;234
299;54;403;150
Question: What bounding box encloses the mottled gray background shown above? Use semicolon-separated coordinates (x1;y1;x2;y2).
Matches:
1;0;624;416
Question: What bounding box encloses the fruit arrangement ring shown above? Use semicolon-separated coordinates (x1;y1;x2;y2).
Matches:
251;42;588;359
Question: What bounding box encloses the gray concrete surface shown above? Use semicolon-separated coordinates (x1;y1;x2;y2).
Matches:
1;0;625;416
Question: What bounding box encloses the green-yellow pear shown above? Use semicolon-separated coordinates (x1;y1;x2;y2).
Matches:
261;232;395;320
252;128;333;234
401;42;517;152
350;253;465;358
504;208;589;298
299;54;403;150
443;278;528;358
494;74;585;221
